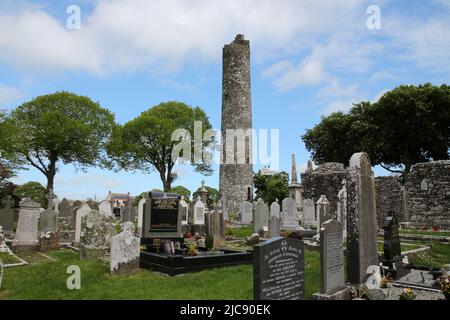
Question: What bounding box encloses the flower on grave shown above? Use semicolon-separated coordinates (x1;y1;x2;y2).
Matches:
380;276;392;288
399;288;416;300
440;275;450;299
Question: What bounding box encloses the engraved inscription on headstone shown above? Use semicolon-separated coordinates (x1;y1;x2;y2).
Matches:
320;220;345;294
253;237;304;300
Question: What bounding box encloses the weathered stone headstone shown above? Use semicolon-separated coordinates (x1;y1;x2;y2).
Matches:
180;196;189;225
74;203;94;243
317;220;346;297
80;210;114;259
240;201;252;224
0;195;15;233
39;209;58;234
347;152;379;284
253;198;269;236
58;198;72;218
316;195;330;230
110;222;140;275
205;208;225;248
302;199;316;228
137;196;146;236
193;196;205;225
99;200;114;217
12;198;41;251
281;198;300;231
253;237;304;300
383;212;401;261
269;215;280;238
337;180;347;239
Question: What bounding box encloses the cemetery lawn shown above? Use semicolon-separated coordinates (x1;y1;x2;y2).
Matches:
0;252;21;264
225;226;253;238
0;249;321;300
409;243;450;269
400;230;450;237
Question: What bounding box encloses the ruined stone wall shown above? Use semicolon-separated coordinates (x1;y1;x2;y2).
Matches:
406;161;450;229
375;176;403;226
301;162;347;219
219;35;254;215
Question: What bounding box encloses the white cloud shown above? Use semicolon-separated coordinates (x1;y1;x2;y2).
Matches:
0;85;21;108
272;60;329;91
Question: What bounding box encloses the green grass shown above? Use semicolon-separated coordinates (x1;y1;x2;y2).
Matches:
225;226;253;238
400;230;450;237
0;252;21;265
0;248;321;300
409;243;450;269
376;242;424;253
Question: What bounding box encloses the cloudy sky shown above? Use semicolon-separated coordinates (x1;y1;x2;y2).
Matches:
1;0;449;200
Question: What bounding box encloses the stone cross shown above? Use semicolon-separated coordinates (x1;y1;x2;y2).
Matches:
346;152;379;284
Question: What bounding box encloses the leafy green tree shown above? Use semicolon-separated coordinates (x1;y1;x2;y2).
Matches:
0;110;24;181
193;186;219;207
169;185;191;200
253;170;289;204
5;92;116;194
302;84;450;175
13;181;46;207
108;101;215;191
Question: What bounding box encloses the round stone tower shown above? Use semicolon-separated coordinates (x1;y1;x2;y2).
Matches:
219;34;254;215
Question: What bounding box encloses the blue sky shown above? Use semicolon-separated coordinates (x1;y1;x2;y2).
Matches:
0;0;449;200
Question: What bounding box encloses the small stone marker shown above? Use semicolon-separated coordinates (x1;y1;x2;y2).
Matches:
253;237;304;300
193;196;206;225
319;220;345;294
253;198;269;236
205;208;226;248
302;199;316;228
240;201;252;224
0;195;15;233
110;222;140;275
281;198;300;231
74;203;93;243
12;198;41;251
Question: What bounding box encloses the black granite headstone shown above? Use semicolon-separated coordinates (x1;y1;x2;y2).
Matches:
383;211;401;261
253;237;304;300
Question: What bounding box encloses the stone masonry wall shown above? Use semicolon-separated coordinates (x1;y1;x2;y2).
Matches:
375;176;403;226
406;161;450;229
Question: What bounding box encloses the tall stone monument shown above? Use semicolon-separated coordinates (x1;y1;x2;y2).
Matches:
288;154;302;212
347;152;379;284
219;34;254;216
12;198;41;251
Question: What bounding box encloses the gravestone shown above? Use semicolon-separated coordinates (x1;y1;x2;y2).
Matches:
269;215;280;238
180;196;189;225
312;220;350;300
347;152;379;284
74;203;94;243
253;198;269;236
99;200;114;217
240;201;252;224
383;212;401;261
192;196;206;225
302;199;316;229
281;198;300;231
80;210;114;259
58;198;72;218
142;192;182;241
0;226;9;253
0;195;15;233
39;209;58;234
316;195;330;230
205;208;226;248
12;198;41;251
337;180;347;239
253;237;304;300
137;196;146;236
110;222;140;275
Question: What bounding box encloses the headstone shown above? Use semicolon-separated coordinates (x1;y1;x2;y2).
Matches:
122;199;133;222
316;195;330;229
137;196;146;236
302;199;316;228
74;203;94;243
192;196;205;225
319;220;345;294
281;198;300;231
12;198;41;251
347;152;379;284
205;208;225;248
383;212;401;261
38;209;58;234
0;195;15;233
80;210;114;259
253;198;269;236
180;196;189;225
58;198;72;218
253;237;304;300
269;215;280;238
337;180;347;239
98;200;114;217
270;201;280;218
220;196;228;221
0;226;9;253
240;201;252;224
110;222;140;275
142;192;182;240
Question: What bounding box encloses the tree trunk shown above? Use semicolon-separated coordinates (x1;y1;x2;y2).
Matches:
45;154;57;196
